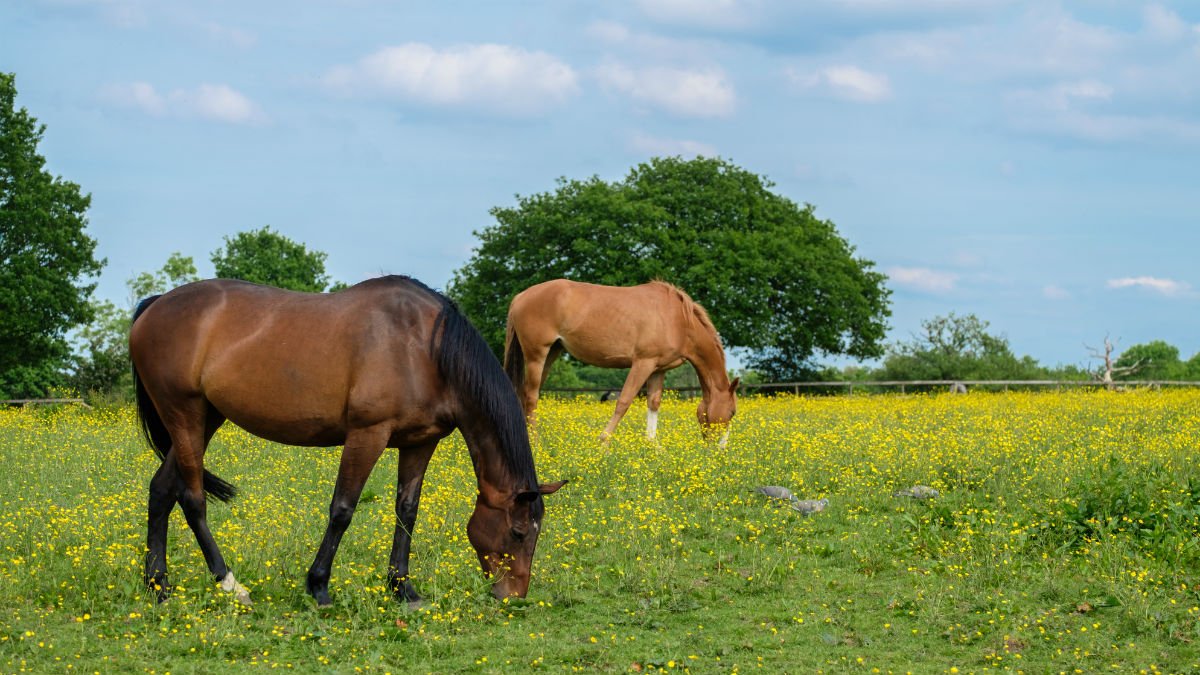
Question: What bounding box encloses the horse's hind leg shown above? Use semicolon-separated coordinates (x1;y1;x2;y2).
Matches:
519;339;560;436
145;407;227;602
165;403;246;602
387;441;438;605
306;425;389;606
145;452;179;601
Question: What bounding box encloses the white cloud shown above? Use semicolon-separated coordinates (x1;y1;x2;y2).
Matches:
172;84;265;125
887;266;958;293
1143;4;1188;43
197;20;256;49
585;19;719;61
1006;78;1200;144
595;63;735;118
789;65;891;103
1106;276;1191;296
1044;79;1113;111
101;82;266;124
105;81;166;116
323;43;579;117
1042;284;1070;300
629;132;717;158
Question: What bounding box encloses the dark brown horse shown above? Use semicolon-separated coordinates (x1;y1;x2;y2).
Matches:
129;276;564;607
505;279;738;445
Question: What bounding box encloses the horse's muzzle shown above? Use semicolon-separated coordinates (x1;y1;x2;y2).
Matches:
490;572;530;599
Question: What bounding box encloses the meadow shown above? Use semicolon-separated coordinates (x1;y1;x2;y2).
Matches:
2;390;1200;674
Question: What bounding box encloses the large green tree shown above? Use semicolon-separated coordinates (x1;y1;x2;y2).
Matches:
448;156;891;378
877;313;1044;382
0;73;104;398
1113;340;1183;381
210;226;331;292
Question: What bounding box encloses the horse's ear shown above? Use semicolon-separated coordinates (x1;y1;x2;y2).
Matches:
729;377;741;393
516;480;567;503
539;480;567;495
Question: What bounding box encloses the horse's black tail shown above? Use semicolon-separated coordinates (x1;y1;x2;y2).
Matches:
503;319;525;395
131;295;237;503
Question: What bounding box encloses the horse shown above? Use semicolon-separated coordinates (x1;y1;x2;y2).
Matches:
504;279;739;444
129;276;565;607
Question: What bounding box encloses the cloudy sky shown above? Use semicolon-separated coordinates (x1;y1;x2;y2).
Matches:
3;0;1198;369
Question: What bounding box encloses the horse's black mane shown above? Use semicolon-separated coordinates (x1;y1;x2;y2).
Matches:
384;275;537;488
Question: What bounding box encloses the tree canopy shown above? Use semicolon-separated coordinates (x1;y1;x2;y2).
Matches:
0;73;104;398
1114;340;1185;381
448;156;891;378
210;226;331;292
878;313;1044;382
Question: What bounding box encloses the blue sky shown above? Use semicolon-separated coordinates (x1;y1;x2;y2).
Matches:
3;0;1198;369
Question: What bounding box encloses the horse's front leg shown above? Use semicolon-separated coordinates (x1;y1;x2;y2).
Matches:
599;360;657;443
644;371;666;440
306;426;388;606
387;442;438;605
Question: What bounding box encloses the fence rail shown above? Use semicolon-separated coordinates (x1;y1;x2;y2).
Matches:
2;398;93;409
543;380;1200;397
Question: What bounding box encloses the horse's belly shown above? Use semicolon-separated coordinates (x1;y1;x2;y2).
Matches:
560;336;683;370
207;385;348;447
558;336;632;368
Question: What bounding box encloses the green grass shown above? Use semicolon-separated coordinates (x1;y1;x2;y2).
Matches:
2;391;1200;673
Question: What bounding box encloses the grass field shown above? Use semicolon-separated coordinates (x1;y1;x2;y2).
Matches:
2;390;1200;674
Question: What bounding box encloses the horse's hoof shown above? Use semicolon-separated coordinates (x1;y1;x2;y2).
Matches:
220;572;252;606
147;579;170;603
405;598;424;611
392;582;422;606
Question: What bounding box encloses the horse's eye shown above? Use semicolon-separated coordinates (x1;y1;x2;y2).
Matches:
510;528;526;542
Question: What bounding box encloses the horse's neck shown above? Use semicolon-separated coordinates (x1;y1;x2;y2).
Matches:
457;411;532;498
684;321;730;397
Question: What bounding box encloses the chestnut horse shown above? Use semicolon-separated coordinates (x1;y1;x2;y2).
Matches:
129;276;564;607
505;279;739;444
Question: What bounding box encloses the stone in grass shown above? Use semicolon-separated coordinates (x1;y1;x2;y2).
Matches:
892;485;939;499
790;498;829;515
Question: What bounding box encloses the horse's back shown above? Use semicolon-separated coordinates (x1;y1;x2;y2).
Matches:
131;278;450;446
509;279;685;366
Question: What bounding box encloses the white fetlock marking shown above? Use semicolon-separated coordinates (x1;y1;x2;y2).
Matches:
718;429;730;449
220;572;253;605
645;410;659;439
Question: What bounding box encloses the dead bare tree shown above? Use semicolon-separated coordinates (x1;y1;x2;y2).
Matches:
1085;336;1143;390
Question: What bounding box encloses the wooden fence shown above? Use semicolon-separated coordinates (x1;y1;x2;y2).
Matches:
543;380;1200;397
1;398;93;409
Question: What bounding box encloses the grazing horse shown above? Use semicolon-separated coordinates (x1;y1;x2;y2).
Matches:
129;276;565;607
505;279;739;444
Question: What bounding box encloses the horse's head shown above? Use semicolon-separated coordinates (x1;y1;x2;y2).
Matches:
467;480;567;599
697;377;740;445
